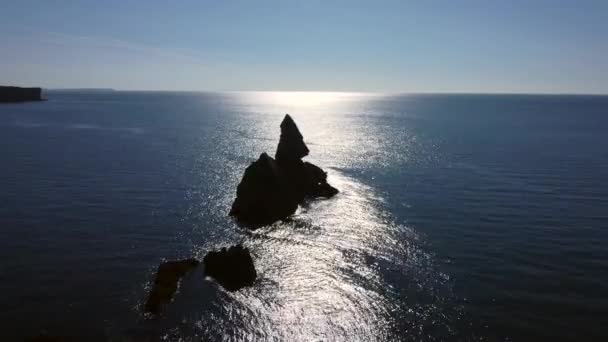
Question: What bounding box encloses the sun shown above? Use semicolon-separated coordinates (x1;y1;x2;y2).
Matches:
265;91;352;107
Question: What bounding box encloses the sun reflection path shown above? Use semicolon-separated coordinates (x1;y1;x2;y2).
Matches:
138;95;462;340
175;171;462;341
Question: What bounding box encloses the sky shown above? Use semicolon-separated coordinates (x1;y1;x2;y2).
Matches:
1;0;607;94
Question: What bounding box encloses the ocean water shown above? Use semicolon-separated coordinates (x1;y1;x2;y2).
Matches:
0;91;607;341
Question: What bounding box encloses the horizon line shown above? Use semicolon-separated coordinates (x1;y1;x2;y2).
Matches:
41;88;608;96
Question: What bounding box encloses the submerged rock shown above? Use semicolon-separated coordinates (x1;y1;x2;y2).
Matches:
230;115;338;226
203;245;256;291
144;258;199;314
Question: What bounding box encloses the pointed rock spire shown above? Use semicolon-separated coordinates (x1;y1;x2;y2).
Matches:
275;114;309;163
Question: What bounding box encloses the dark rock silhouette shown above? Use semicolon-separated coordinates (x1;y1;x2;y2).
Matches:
230;114;338;226
24;335;68;342
275;114;310;163
144;258;199;314
203;245;256;291
297;161;339;198
229;153;299;225
0;86;42;102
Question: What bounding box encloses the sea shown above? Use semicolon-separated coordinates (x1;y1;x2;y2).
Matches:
0;91;607;341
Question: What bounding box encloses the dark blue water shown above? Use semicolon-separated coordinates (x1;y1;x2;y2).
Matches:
1;91;607;341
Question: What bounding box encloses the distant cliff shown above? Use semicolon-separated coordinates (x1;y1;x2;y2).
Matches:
0;86;43;102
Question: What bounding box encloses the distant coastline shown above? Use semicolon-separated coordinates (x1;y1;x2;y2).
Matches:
44;89;608;96
46;88;116;93
0;86;43;103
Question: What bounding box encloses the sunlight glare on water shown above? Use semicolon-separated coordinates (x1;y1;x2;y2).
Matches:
1;91;607;340
137;93;463;341
149;171;460;341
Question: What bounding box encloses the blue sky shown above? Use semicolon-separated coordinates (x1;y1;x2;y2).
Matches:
1;0;607;93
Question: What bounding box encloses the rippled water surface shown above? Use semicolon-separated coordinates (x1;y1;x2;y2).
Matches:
1;92;607;341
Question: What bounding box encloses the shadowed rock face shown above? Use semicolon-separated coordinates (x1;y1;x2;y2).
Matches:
301;161;339;198
144;258;200;314
203;245;256;291
230;115;338;226
229;153;299;226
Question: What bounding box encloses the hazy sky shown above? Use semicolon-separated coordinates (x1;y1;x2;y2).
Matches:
1;0;607;93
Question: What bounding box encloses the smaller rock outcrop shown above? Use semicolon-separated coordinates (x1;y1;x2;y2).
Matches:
144;258;200;314
0;86;42;102
203;245;256;291
282;161;339;200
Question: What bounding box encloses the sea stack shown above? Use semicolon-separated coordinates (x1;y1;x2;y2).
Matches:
144;258;200;314
0;86;42;102
229;152;300;226
203;245;257;291
230;114;338;226
275;114;310;163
